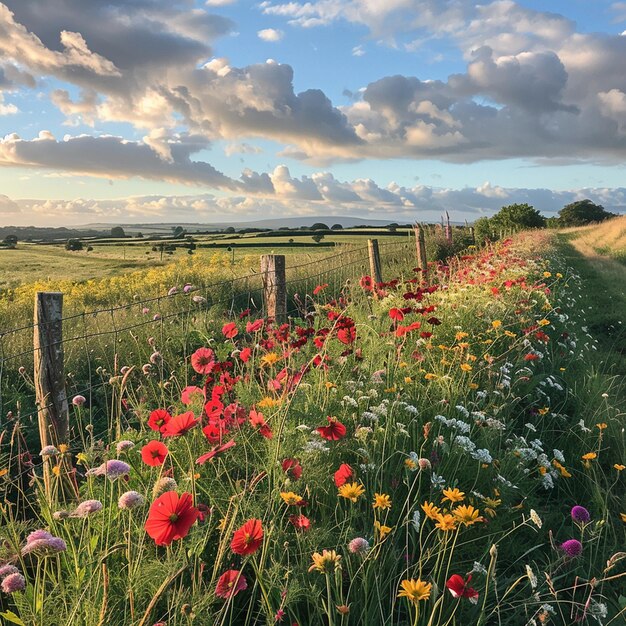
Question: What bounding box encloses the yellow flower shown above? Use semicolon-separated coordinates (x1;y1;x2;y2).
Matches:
596;423;607;430
338;482;365;503
614;464;625;471
218;517;227;531
455;331;469;341
52;466;61;476
469;382;479;390
453;504;481;526
581;452;597;461
538;407;549;415
325;382;337;390
460;363;472;372
281;491;303;506
552;460;572;478
421;501;441;520
442;487;465;503
260;352;280;367
398;579;432;603
543;271;552;278
257;396;280;408
373;493;392;510
556;273;563;278
75;452;88;465
0;468;8;478
308;550;342;574
384;387;397;393
424;373;438;381
482;497;501;518
374;520;393;539
58;443;69;454
405;458;417;470
621;513;626;523
434;513;457;531
399;361;408;368
504;330;517;338
404;376;413;384
538;319;550;326
458;342;470;349
492;320;502;329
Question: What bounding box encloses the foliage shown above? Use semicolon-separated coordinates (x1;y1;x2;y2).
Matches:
490;203;546;231
110;226;126;238
557;200;617;227
65;239;83;251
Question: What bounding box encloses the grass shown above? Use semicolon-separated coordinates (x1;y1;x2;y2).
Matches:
0;231;625;625
560;215;626;265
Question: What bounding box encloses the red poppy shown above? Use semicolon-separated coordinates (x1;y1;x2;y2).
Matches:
215;569;247;599
289;514;311;531
191;347;216;375
359;275;374;291
389;308;405;321
231;518;264;556
162;411;200;437
147;409;171;433
196;439;236;464
313;283;328;295
281;458;302;481
222;322;239;339
144;491;199;546
141;440;168;466
239;347;252;363
246;319;264;333
317;416;347;441
181;386;205;405
524;353;540;361
337;326;356;345
445;574;479;601
334;463;353;487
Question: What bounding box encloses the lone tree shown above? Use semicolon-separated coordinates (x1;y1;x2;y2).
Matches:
312;233;325;243
65;239;83;251
490;203;546;232
172;226;186;238
330;223;343;230
311;222;329;230
110;226;126;238
557;199;616;226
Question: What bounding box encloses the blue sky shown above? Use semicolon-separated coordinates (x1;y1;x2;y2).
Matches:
0;0;625;225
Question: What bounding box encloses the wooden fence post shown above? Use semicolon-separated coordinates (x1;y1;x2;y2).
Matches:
261;255;287;324
413;224;429;285
34;292;75;501
367;239;383;286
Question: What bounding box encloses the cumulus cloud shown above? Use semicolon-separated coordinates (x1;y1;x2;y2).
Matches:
257;28;284;42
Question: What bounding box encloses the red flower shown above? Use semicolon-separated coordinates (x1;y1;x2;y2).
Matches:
222;322;239;339
191;347;215;375
337;326;356;345
231;519;264;556
359;275;374;291
289;514;311;531
389;308;404;321
162;411;200;437
281;458;302;481
239;347;252;363
147;409;171;433
426;316;442;326
334;463;353;487
246;319;264;333
196;439;236;464
313;283;328;295
215;570;247;599
445;574;479;601
524;353;540;361
144;491;199;546
317;416;346;441
181;386;205;405
141;440;168;466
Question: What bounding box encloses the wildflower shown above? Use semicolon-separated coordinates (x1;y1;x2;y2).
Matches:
460;363;472;372
453;504;481;526
560;539;583;558
398;579;432;603
308;550;342;573
222;322;238;339
374;520;393;538
0;565;19;579
87;459;131;480
446;574;479;601
434;514;457;531
215;570;247;599
582;452;597;460
139;441;168;467
421;501;441;520
348;537;370;554
116;440;135;454
525;564;538;589
317;416;347;441
288;514;311;531
280;492;304;506
21;530;67;556
442;487;465;503
620;513;626;523
614;464;625;471
281;458;303;480
492;320;502;329
373;493;392;510
119;491;146;510
162;411;200;437
190;347;215;375
231;519;264;556
181;386;205;405
1;573;25;593
40;445;59;458
195;439;236;464
338;482;365;503
145;492;199;546
71;500;103;517
152;477;178;498
529;509;542;528
147;409;171;433
333;463;354;487
571;506;591;524
260;352;280;367
72;395;87;407
482;497;501;518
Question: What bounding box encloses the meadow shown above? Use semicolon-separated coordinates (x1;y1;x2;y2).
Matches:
0;227;625;626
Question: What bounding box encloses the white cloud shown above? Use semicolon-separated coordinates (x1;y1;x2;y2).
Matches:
352;45;365;56
257;28;284;42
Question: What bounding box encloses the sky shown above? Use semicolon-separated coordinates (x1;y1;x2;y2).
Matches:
0;0;626;226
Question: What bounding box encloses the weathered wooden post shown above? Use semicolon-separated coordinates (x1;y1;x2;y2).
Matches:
261;255;287;324
413;223;429;285
444;211;453;244
367;239;383;286
34;292;75;501
469;226;476;246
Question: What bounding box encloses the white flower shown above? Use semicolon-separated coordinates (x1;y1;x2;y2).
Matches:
529;509;543;528
525;564;537;589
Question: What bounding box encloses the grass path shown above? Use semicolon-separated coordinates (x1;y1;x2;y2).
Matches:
556;232;626;378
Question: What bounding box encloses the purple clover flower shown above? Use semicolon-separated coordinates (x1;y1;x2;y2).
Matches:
118;491;146;510
71;499;103;517
560;539;583;558
21;530;67;557
571;505;591;523
1;572;26;593
0;564;19;579
87;460;130;480
348;537;370;554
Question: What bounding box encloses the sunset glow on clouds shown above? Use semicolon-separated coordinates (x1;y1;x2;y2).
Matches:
0;0;625;224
